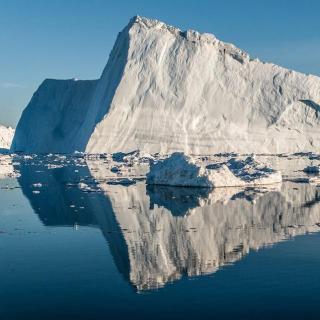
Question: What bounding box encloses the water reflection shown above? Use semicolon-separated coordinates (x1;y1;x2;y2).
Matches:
17;160;320;291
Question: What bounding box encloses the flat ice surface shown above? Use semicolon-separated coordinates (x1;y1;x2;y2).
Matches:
146;153;282;187
12;16;320;154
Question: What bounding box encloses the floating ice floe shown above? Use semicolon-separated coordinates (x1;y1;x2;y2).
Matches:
23;155;34;160
146;153;282;188
77;181;101;193
46;163;64;169
107;178;136;186
32;183;42;188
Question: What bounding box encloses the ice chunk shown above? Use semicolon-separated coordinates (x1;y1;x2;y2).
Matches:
146;153;282;188
32;183;42;188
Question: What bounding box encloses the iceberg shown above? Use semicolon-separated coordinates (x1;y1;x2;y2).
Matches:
12;16;320;154
146;153;282;187
0;125;14;151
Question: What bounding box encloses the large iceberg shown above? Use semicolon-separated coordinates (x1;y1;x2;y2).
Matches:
12;16;320;154
146;153;282;187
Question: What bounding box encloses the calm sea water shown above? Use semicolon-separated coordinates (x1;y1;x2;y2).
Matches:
1;160;320;319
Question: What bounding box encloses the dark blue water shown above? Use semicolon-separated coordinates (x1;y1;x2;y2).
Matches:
1;161;320;320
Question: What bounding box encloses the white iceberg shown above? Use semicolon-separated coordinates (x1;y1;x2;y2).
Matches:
146;153;282;188
11;16;320;154
0;125;14;151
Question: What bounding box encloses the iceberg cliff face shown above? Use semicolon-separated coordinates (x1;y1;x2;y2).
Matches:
12;16;320;154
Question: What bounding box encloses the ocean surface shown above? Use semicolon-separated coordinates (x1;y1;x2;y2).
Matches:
1;155;320;319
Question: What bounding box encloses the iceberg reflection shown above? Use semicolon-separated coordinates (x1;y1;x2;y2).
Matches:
17;160;320;291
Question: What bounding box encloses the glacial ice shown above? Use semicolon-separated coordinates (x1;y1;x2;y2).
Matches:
146;153;282;187
12;79;97;153
0;125;14;151
11;16;320;154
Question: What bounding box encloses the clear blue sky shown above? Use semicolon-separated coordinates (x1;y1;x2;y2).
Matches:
1;0;320;127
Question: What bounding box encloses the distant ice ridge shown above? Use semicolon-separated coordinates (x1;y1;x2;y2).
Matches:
146;153;282;187
12;16;320;154
0;125;14;150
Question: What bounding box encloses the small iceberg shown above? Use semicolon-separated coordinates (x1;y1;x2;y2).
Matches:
146;153;282;188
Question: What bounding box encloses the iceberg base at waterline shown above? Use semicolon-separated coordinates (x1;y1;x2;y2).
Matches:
146;153;282;188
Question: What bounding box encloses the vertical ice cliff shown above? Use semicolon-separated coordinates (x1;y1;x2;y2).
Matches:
12;16;320;154
0;125;14;150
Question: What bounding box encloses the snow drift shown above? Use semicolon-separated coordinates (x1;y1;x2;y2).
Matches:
12;16;320;154
146;153;282;187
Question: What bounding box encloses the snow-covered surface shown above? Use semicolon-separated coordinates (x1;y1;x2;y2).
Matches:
12;16;320;154
146;153;282;187
0;125;14;150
